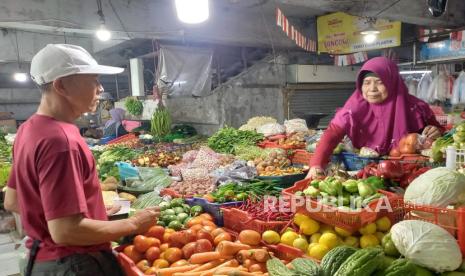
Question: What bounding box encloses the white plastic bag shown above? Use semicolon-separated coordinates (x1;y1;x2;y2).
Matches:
284;119;308;134
256;123;285;137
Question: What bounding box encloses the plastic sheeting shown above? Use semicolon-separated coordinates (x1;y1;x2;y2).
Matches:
157;45;213;97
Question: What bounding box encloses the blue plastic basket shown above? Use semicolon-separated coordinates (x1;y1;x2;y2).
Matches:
341;152;379;171
100;135;116;145
115;162;139;181
185;197;243;226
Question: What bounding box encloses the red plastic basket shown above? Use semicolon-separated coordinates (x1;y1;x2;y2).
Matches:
114;245;143;276
221;208;290;234
107;133;138;145
291;150;313;165
403;203;465;255
282;179;404;232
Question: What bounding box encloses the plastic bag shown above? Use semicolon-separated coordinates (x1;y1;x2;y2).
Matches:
256;123;285;137
129;167;172;190
284;119;308;134
211;160;258;184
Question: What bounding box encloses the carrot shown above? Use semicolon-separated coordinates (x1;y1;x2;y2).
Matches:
156;264;199;276
236;250;253;264
190;260;225;272
225;271;258;276
217;241;251;257
249;249;270;263
213;267;247;274
197;260;240;276
190;252;222;264
248;263;266;273
242;259;257;269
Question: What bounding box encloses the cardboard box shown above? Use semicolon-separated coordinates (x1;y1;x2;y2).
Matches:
0;112;13;120
0;119;17;132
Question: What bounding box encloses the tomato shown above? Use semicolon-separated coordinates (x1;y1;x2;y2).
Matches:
201;220;216;227
213;232;232;246
164;248;183;264
196;229;214;244
189;224;203;233
145;246;161;262
160;243;169;252
145;225;165;240
186;217;203;228
199;213;214;221
238;230;261;246
194;239;213;254
134;235;157;253
168;232;186;248
136;259;150;272
182;242;197;259
152;258;169;268
202;225;216;233
123;245;144;263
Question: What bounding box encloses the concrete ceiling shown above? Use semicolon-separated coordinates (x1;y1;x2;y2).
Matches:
0;0;463;68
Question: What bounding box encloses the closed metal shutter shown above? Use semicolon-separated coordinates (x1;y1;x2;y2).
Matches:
287;83;355;128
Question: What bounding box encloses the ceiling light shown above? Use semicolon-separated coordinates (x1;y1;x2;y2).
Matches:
13;72;28;82
95;24;111;41
363;32;378;43
399;70;432;75
175;0;209;24
360;18;380;44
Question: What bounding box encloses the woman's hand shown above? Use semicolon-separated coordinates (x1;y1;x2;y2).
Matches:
422;125;441;140
306;166;325;179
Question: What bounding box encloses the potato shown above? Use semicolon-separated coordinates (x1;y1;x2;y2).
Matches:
118;192;137;203
101;182;118;191
103;176;118;185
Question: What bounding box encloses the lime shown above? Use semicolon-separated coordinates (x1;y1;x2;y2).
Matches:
168;220;183;231
164;215;177;224
174;207;185;215
159;201;170;211
300;218;320;235
307;242;319;255
375;217;392;232
343;236;359;248
156;220;166;227
335;227;352;237
310;233;322;243
293;237;309;251
262;230;280;244
164;209;176;216
309;244;329;260
359;223;377;235
360;234;379;248
177;213;189;222
319;233;340;249
190;205;203;216
281;231;299;246
170;198;184;208
320;225;336;234
182;204;191;213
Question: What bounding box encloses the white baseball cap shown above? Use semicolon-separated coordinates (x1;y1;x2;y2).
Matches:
30;44;124;85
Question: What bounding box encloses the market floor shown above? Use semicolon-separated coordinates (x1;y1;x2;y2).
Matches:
0;232;21;276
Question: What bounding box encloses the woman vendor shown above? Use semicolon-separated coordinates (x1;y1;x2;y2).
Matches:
102;108;128;138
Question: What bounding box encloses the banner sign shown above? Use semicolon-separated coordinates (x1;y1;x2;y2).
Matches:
317;12;401;54
276;7;317;52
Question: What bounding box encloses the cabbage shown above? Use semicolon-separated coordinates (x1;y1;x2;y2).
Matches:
391;220;462;273
404;167;465;207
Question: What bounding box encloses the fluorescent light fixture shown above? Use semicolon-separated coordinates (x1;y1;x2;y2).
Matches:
13;72;28;82
363;33;378;43
175;0;209;24
173;81;187;86
95;24;111;41
399;70;432;75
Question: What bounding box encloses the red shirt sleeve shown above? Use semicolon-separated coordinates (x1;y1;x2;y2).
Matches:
37;150;88;221
310;123;345;169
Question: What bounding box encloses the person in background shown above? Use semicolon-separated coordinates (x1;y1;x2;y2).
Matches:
3;44;159;275
103;108;128;138
307;57;443;179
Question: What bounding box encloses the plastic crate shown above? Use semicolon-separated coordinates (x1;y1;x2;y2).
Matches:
114;245;143;276
100;135;116;145
115;162;139;181
221;207;290;234
341;152;379;171
282;179;404;232
403;203;465;255
446;146;465;170
291;149;313;165
184;197;243;226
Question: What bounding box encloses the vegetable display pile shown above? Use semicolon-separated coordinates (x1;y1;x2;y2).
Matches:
206;179;282;203
258;166;304;177
151;107;172;137
234;197;293;222
97;146;139;180
125;97;144;116
157;198;203;229
251;150;292;174
207;127;264;154
132;151;181;167
295;176;386;210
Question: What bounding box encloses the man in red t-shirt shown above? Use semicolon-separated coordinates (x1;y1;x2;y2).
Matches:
4;44;160;275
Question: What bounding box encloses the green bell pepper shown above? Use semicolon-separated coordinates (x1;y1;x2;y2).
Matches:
310;179;321;189
342;179;359;193
319;179;341;196
303;186;320;197
364;176;385;190
357;182;376;198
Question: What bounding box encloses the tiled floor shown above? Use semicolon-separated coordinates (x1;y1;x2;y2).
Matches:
0;232;21;276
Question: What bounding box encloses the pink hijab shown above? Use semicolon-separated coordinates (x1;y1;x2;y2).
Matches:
331;57;433;154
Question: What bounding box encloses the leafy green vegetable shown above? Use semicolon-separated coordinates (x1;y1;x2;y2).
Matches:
125;97;143;116
0;163;11;188
151;107;171;137
207;127;264;154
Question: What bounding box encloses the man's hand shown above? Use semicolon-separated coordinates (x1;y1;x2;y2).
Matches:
306;166;325;180
128;207;160;235
422;125;441;140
